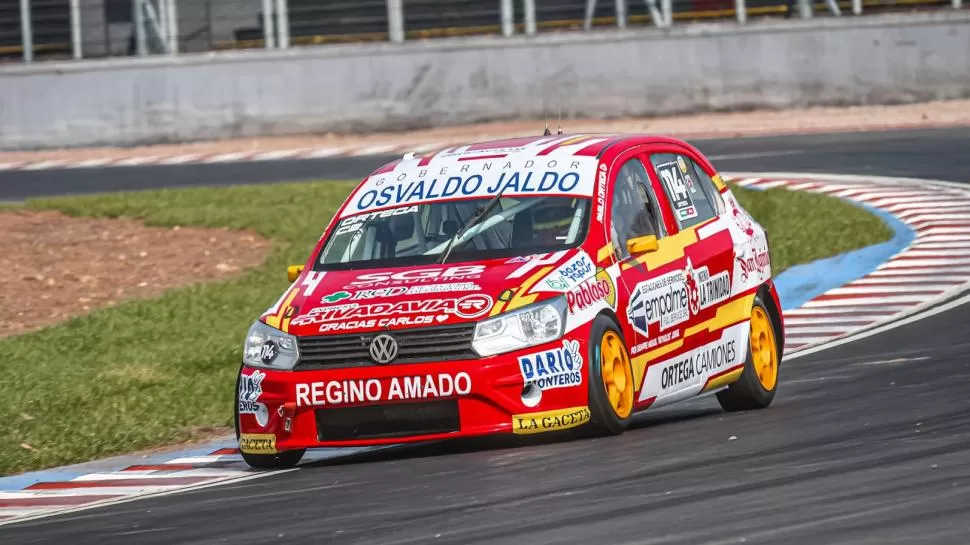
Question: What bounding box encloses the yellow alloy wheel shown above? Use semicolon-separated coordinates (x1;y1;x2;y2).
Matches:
601;331;634;419
750;307;779;391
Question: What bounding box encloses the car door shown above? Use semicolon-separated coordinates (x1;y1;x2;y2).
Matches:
646;151;746;400
604;154;696;409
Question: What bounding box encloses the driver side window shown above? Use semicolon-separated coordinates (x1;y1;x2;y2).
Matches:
610;158;665;259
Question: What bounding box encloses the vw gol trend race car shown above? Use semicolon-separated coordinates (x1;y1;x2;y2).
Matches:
236;135;784;468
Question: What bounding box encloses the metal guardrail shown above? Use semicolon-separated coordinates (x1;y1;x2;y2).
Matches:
1;0;963;63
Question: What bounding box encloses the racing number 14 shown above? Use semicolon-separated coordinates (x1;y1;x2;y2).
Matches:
659;167;688;202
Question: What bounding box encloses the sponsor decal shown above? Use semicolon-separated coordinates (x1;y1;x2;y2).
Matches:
737;245;771;282
627;270;690;335
685;259;731;316
334;205;419;235
535;252;595;292
639;321;748;400
660;336;738;393
499;288;516;302
323;291;351;303
350;283;480;300
512;406;591;435
239;433;277;454
629;261;731;336
518;340;584;391
349;265;484;287
295;372;473;407
677;156;688;174
292;294;493;332
344;158;594;216
238;369;269;427
630;329;680;355
726;194;756;237
595;163;608;222
566;269;616;313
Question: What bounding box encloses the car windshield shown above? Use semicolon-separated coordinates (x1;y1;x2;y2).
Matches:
315;196;590;269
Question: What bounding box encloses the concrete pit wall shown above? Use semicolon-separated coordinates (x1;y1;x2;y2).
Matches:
1;11;968;150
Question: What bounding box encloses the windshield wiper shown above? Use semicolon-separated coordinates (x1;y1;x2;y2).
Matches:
439;190;506;264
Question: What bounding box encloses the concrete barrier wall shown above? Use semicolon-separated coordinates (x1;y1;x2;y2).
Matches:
1;11;968;150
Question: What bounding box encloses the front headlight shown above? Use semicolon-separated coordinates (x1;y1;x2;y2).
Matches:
243;320;300;370
472;296;567;357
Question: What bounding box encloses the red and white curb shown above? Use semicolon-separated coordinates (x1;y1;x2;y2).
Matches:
0;445;380;526
3;173;968;527
0;143;446;172
0;447;251;524
727;172;970;355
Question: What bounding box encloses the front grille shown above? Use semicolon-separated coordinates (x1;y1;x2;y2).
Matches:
315;400;460;441
295;323;478;370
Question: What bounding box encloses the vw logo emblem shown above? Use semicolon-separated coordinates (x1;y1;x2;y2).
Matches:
369;334;398;364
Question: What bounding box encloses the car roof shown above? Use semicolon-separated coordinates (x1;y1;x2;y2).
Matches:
367;133;693;177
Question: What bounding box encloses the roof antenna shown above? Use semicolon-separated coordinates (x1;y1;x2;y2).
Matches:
541;92;551;135
557;101;563;135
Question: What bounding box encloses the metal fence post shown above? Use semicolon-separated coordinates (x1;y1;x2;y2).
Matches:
524;0;536;35
275;0;289;48
798;0;813;18
261;0;276;48
500;0;514;36
954;0;962;9
583;0;596;30
616;0;627;29
736;0;747;22
20;0;33;62
69;0;82;59
166;0;178;53
158;0;168;44
133;0;148;55
642;0;664;27
387;0;404;43
661;0;672;27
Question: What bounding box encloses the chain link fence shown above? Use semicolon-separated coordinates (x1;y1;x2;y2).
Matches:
1;0;962;63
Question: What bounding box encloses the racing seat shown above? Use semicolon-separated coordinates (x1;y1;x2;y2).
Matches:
374;214;415;259
510;209;534;248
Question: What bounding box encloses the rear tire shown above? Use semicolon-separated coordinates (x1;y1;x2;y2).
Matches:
587;316;636;435
234;365;305;469
716;295;780;412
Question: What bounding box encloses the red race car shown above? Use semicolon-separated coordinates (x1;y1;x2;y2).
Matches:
236;134;784;468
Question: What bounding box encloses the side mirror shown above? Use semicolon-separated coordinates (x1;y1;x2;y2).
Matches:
627;235;659;256
287;265;305;282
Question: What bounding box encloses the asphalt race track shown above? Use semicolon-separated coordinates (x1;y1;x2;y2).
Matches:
3;127;970;544
1;126;968;200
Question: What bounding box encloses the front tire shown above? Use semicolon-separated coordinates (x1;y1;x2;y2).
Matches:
234;365;305;469
587;316;636;435
716;295;780;412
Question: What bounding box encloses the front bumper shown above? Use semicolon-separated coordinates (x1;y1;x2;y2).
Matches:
238;328;593;453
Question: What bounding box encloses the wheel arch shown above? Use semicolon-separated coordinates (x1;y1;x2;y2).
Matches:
758;283;785;352
595;308;624;336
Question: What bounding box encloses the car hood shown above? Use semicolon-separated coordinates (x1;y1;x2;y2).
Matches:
268;250;588;337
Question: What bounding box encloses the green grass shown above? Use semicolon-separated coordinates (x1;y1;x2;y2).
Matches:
733;185;893;272
0;182;890;475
